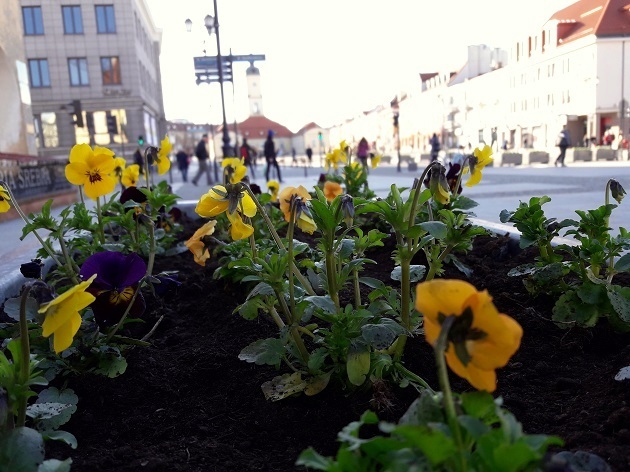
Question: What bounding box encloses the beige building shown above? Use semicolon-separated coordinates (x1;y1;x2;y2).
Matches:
20;0;165;159
0;0;37;155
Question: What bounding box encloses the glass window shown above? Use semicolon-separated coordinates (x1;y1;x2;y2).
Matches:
95;5;116;33
68;58;89;86
36;113;59;148
22;6;44;35
101;57;121;85
62;5;83;34
28;59;50;87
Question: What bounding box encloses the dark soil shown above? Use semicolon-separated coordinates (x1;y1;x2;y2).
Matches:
49;220;630;471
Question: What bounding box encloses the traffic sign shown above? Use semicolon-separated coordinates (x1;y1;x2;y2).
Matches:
229;54;266;63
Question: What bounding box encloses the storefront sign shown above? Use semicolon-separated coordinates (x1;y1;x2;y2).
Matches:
0;154;73;201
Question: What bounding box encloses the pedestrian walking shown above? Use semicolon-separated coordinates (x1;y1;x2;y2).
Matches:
192;134;213;186
264;130;282;183
357;137;369;171
612;133;623;161
291;148;298;167
430;133;441;162
555;126;571;167
239;138;256;179
134;147;144;175
176;148;190;182
306;147;313;167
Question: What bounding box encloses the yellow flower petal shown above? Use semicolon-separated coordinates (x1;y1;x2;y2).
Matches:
196;187;229;217
69;143;93;163
415;279;478;324
50;311;83;353
445;348;497;392
324;181;343;202
83;174;117;200
227;212;254;240
65;162;90;186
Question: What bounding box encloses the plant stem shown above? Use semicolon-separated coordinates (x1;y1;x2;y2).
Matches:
0;180;63;267
95;197;106;245
57;224;80;285
287;203;297;320
353;268;361;308
394;258;411;361
106;224;155;342
435;316;467;472
274;288;310;364
394;362;434;393
243;185;315;296
604;179;615;282
267;304;286;330
17;285;32;427
425;244;455;282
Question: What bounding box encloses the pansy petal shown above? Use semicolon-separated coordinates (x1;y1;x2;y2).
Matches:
65;162;89;185
51;311;82;353
445;347;497;392
241;193;257;217
84;174;116;200
69;144;93;164
415;279;478;324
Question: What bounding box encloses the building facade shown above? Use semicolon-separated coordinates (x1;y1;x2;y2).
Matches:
20;0;165;160
0;0;37;155
329;0;630;161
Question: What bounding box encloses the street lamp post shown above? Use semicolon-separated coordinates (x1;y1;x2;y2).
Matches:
186;0;231;159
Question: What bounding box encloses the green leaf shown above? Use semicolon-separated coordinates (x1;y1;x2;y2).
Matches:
458;415;490;439
576;282;605;305
394;425;456;465
307;347;329;371
296;447;333;470
547;451;611;472
304;372;332;396
238;338;285;367
361;318;404;349
461;391;496;420
390;265;426;283
304;296;337;314
358;277;384;289
346;343;370;386
419;221;447;239
95;356;128;378
607;286;630;323
552;291;599;328
3;296;39;322
615;253;630;272
492;441;538;472
261;372;307;401
0;426;45;472
41;430;77;449
399;391;444;426
37;459;73;472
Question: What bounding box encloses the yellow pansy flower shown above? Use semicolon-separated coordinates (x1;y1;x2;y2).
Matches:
185;220;217;266
0;184;11;213
122;164;141;188
278;185;317;234
323;181;343;202
153;135;172;175
371;154;381;169
226;211;254;240
39;274;97;353
267;180;280;201
416;279;522;392
222;157;247;184
65;144;117;200
464;145;493;187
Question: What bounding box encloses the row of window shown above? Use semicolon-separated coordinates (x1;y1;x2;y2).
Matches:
509;91;572;112
28;56;121;87
23;5;116;36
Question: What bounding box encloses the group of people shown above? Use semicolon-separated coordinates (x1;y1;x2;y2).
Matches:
165;130;285;186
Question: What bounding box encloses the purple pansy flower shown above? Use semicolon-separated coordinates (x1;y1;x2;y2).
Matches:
79;251;147;326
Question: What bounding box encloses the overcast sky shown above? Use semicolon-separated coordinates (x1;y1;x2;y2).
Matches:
146;0;576;132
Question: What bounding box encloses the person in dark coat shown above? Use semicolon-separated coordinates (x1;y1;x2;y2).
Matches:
264;130;282;182
306;147;313;167
429;133;441;162
239;138;256;179
176;149;190;182
192;134;212;186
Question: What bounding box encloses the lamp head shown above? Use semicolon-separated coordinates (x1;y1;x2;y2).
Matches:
184;18;192;32
204;14;215;33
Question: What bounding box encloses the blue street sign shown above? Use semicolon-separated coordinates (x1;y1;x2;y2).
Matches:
229;54;266;63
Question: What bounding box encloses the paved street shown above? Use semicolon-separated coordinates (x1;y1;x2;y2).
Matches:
1;158;629;300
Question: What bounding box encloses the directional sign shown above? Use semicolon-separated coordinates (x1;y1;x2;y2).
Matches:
229;54;266;63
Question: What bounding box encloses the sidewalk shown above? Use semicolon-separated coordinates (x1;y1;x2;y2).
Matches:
2;160;629;301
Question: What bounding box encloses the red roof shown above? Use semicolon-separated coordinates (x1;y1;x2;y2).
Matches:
295;122;322;135
550;0;630;44
220;115;294;139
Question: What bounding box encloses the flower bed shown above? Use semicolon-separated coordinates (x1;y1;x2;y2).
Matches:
44;227;630;471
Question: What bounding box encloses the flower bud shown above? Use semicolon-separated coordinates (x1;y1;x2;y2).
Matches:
610;179;626;204
429;166;450;204
341;195;355;227
20;258;43;279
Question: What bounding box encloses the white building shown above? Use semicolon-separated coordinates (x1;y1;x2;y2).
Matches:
330;0;630;160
